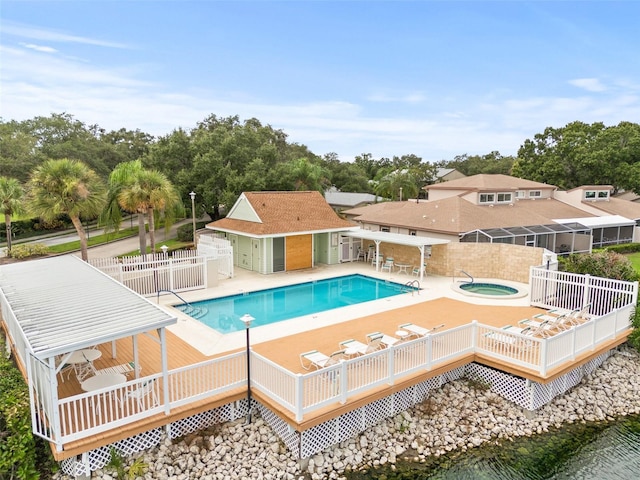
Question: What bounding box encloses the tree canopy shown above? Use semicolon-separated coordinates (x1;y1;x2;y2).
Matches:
512;121;640;193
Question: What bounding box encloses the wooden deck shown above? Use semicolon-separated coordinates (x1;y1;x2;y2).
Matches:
53;296;629;460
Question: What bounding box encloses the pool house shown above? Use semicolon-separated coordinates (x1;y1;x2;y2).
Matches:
0;252;637;477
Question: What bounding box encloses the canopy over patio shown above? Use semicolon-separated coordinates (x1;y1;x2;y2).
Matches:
341;229;450;281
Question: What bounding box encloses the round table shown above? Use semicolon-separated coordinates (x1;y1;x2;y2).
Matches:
66;349;102;364
395;330;410;340
80;373;127;392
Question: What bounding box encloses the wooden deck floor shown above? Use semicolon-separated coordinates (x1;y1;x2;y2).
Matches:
54;297;628;460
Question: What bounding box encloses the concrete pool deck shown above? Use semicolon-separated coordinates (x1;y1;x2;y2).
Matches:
156;262;531;356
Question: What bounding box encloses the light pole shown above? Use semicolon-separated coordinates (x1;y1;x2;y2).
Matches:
189;191;196;246
161;244;168;257
240;313;254;423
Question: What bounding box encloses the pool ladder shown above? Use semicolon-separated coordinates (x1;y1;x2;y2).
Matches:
460;270;474;284
157;289;208;319
402;279;420;295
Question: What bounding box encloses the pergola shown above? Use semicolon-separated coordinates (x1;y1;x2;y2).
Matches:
0;255;176;451
341;229;450;282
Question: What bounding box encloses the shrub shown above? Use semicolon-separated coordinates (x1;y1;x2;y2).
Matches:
598;243;640;254
0;337;41;479
8;243;50;260
176;221;209;242
559;251;640;282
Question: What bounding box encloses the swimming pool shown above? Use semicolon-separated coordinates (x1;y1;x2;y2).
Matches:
175;274;415;333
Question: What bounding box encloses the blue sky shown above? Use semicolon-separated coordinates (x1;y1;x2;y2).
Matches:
1;1;639;163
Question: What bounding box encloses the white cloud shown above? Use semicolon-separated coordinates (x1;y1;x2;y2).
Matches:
569;78;607;93
19;42;57;53
3;21;130;49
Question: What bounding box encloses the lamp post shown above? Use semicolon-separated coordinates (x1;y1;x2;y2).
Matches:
161;244;168;257
240;313;254;423
189;191;196;246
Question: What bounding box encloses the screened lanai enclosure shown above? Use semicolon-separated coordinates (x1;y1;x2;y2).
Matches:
459;223;592;255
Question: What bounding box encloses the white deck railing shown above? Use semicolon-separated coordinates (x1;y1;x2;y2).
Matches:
10;267;638;448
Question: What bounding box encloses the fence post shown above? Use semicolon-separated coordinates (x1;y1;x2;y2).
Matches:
295;374;304;422
570;327;576;360
169;258;174;291
583;274;591;311
540;340;548;377
471;320;478;349
425;335;432;371
387;347;395;385
339;361;348;404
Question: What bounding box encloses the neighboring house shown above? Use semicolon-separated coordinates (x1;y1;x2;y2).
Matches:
343;174;640;255
206;191;358;273
324;186;383;214
434;167;466;183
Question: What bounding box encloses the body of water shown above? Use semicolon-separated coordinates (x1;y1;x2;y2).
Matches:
347;414;640;479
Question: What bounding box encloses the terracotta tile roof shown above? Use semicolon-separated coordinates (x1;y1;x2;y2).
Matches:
585;197;640;220
345;197;596;235
425;174;555;192
207;191;354;236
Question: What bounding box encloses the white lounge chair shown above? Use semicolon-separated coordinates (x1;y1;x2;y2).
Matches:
96;361;141;378
398;322;444;339
366;331;399;347
300;349;346;370
519;312;570;337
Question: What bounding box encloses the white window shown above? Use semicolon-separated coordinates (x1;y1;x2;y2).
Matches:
380;226;390;232
497;192;512;203
585;191;596;199
598;191;609;199
515;191;526;199
409;230;417;236
529;190;541;198
479;193;495;204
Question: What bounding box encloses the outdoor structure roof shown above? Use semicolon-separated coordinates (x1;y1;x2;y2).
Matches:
207;191;356;237
324;188;384;209
342;229;450;247
0;255;177;359
554;215;634;228
425;174;556;192
462;223;588;239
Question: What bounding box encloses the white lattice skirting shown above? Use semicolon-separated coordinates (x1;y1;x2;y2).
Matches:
60;350;615;474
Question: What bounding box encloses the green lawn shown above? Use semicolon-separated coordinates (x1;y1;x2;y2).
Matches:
626;252;640;273
121;238;193;256
46;228;139;254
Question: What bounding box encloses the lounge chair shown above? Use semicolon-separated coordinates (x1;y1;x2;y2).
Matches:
398;322;445;339
300;349;347;370
339;337;383;355
96;361;141;377
366;331;399;347
518;312;570;337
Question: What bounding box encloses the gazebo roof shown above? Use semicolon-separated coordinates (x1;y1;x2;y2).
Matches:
0;255;176;359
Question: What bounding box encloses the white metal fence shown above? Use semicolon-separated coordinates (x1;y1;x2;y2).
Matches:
90;251;207;296
197;235;234;278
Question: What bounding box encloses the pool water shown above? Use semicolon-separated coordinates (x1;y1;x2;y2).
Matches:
460;282;518;296
175;274;415;333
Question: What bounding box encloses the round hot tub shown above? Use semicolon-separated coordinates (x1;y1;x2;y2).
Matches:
451;281;528;299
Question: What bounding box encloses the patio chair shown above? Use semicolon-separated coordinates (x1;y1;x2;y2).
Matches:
55;355;74;383
412;264;426;277
300;349;347;370
339;337;383;356
121;379;159;410
380;257;394;273
366;331;399;347
371;254;384;268
356;247;367;262
398;322;445;339
73;352;97;383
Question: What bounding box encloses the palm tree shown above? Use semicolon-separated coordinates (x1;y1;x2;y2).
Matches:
374;170;419;201
117;169;180;254
103;161;181;255
0;176;25;254
28;159;106;261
